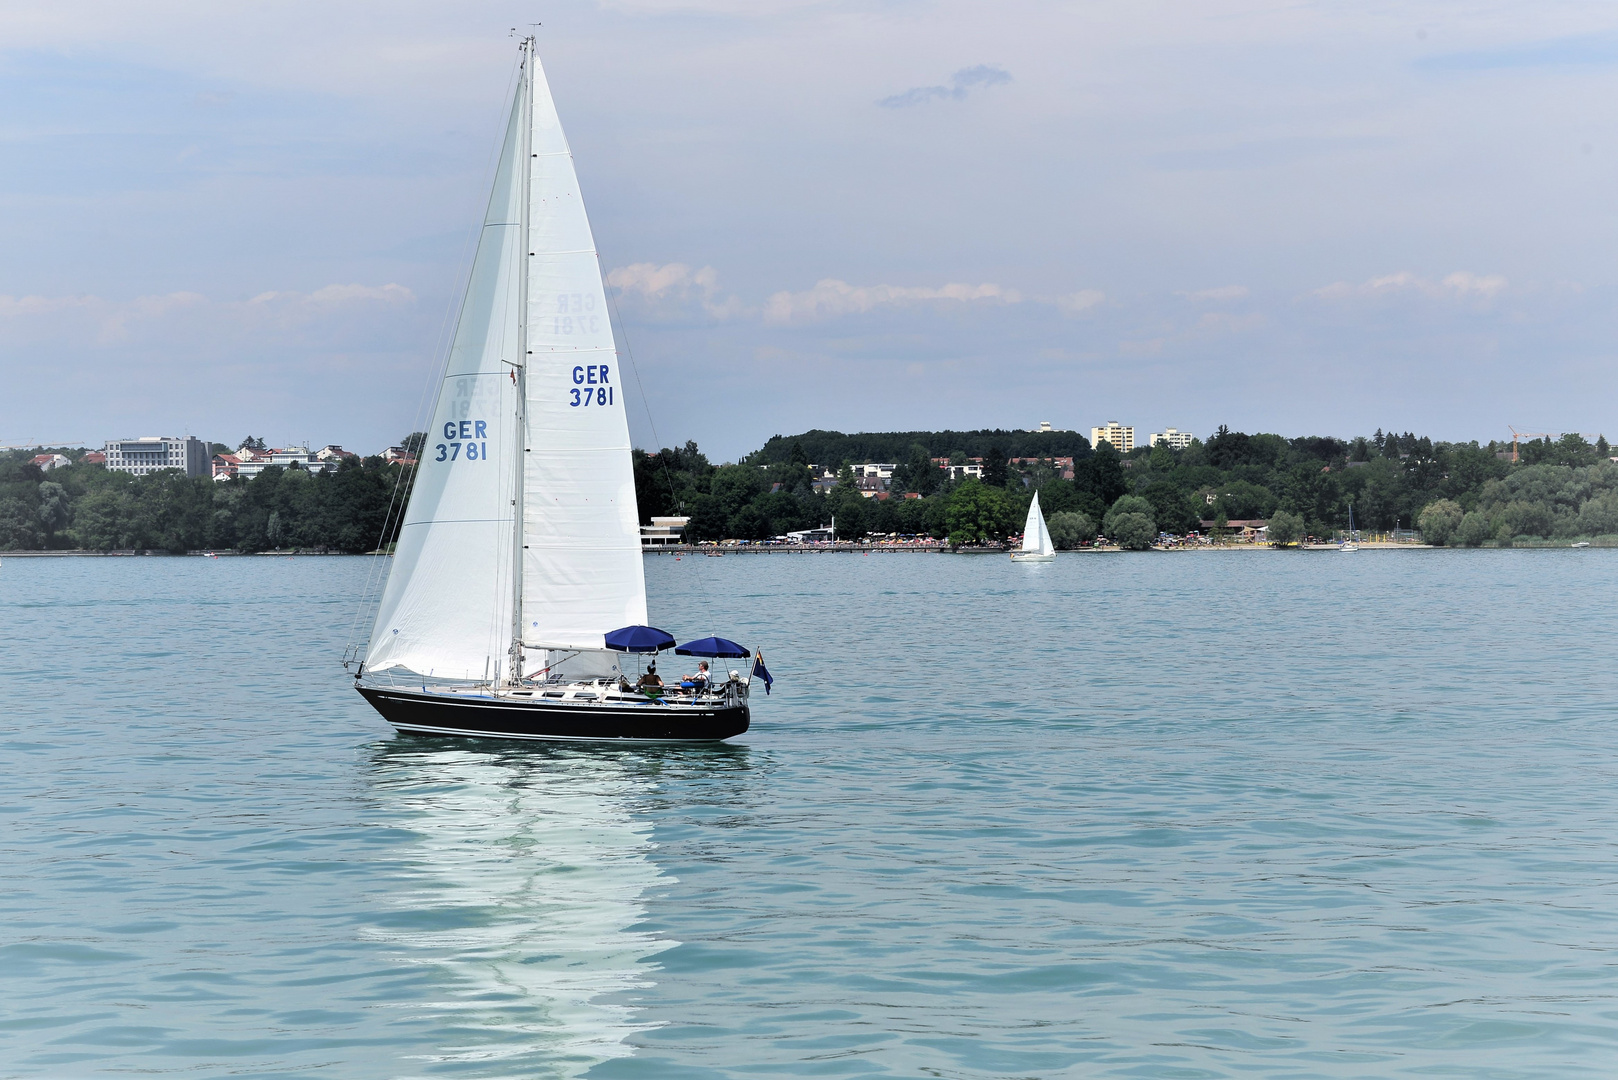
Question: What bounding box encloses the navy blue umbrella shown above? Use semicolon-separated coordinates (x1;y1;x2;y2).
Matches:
604;624;677;653
674;635;750;658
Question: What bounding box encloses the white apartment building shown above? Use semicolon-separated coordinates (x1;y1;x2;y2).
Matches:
234;445;335;481
859;463;897;479
1150;428;1194;450
1091;422;1135;453
103;436;210;478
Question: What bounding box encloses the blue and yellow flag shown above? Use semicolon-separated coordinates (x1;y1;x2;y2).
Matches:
751;649;773;695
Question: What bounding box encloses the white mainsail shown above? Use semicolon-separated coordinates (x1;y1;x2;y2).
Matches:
367;45;646;678
519;52;647;653
1020;492;1054;556
365;85;525;680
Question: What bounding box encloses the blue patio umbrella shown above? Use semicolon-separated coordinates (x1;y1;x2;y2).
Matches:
674;635;750;658
604;624;676;653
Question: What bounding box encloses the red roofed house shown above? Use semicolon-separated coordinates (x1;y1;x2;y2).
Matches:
30;453;71;472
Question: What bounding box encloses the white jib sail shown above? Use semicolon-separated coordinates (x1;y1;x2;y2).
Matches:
519;52;648;653
365;83;525;679
1022;491;1054;555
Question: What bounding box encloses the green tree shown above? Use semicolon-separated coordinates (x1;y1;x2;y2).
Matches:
0;496;40;549
945;478;1014;545
1103;494;1155;540
1456;510;1491;547
1047;511;1095;549
1417;499;1464;546
895;444;943;496
1108;513;1155;549
1266;509;1304;545
36;481;70;546
1077;441;1128;507
982;445;1009;487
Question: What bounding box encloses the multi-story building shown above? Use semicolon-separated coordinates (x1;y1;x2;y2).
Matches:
640;516;690;549
103;436;209;478
1150;428;1194;450
233;445;337;481
929;457;985;481
1090;422;1135;453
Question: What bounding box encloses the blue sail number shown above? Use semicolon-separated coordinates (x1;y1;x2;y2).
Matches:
437;420;487;462
570;365;612;407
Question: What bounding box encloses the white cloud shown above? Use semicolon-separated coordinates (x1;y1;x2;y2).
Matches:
1442;271;1508;298
0;284;412;345
605;263;744;320
1184;285;1249;301
763;279;1019;324
1313;271;1508;300
1056;289;1106;313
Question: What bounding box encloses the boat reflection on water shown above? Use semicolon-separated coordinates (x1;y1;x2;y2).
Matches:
361;738;747;1075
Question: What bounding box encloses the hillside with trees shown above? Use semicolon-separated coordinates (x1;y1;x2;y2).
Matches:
3;426;1616;551
0;446;410;553
635;427;1618;549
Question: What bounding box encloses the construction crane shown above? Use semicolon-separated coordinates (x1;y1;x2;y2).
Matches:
1508;426;1556;464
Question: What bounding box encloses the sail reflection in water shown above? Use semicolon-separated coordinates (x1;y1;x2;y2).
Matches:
363;743;674;1075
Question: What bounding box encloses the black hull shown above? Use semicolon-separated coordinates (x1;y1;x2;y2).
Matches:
357;685;750;743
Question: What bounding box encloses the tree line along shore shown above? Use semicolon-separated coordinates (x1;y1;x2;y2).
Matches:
2;427;1616;553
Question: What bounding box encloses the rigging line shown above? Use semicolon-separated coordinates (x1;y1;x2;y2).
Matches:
347;48;526;667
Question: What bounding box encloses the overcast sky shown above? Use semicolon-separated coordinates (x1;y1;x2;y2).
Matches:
3;1;1617;460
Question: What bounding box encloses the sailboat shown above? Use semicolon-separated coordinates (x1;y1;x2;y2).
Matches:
1340;504;1359;552
351;38;755;742
1010;491;1057;562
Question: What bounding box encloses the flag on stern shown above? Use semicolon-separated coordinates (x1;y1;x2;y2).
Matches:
751;649;773;695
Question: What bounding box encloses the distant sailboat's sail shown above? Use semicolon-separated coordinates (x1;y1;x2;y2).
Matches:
1021;492;1054;555
519;53;647;652
365;83;526;678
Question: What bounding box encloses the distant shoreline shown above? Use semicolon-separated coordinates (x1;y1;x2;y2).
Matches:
1;540;1610;559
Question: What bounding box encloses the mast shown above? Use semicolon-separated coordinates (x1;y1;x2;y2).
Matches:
508;38;534;684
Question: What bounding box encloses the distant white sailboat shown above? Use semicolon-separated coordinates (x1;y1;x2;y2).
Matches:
1341;504;1359;552
1011;492;1057;562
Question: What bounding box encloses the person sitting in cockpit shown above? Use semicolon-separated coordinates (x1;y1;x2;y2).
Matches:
636;662;664;690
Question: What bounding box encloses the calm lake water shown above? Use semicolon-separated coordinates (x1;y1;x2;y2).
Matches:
2;549;1617;1078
